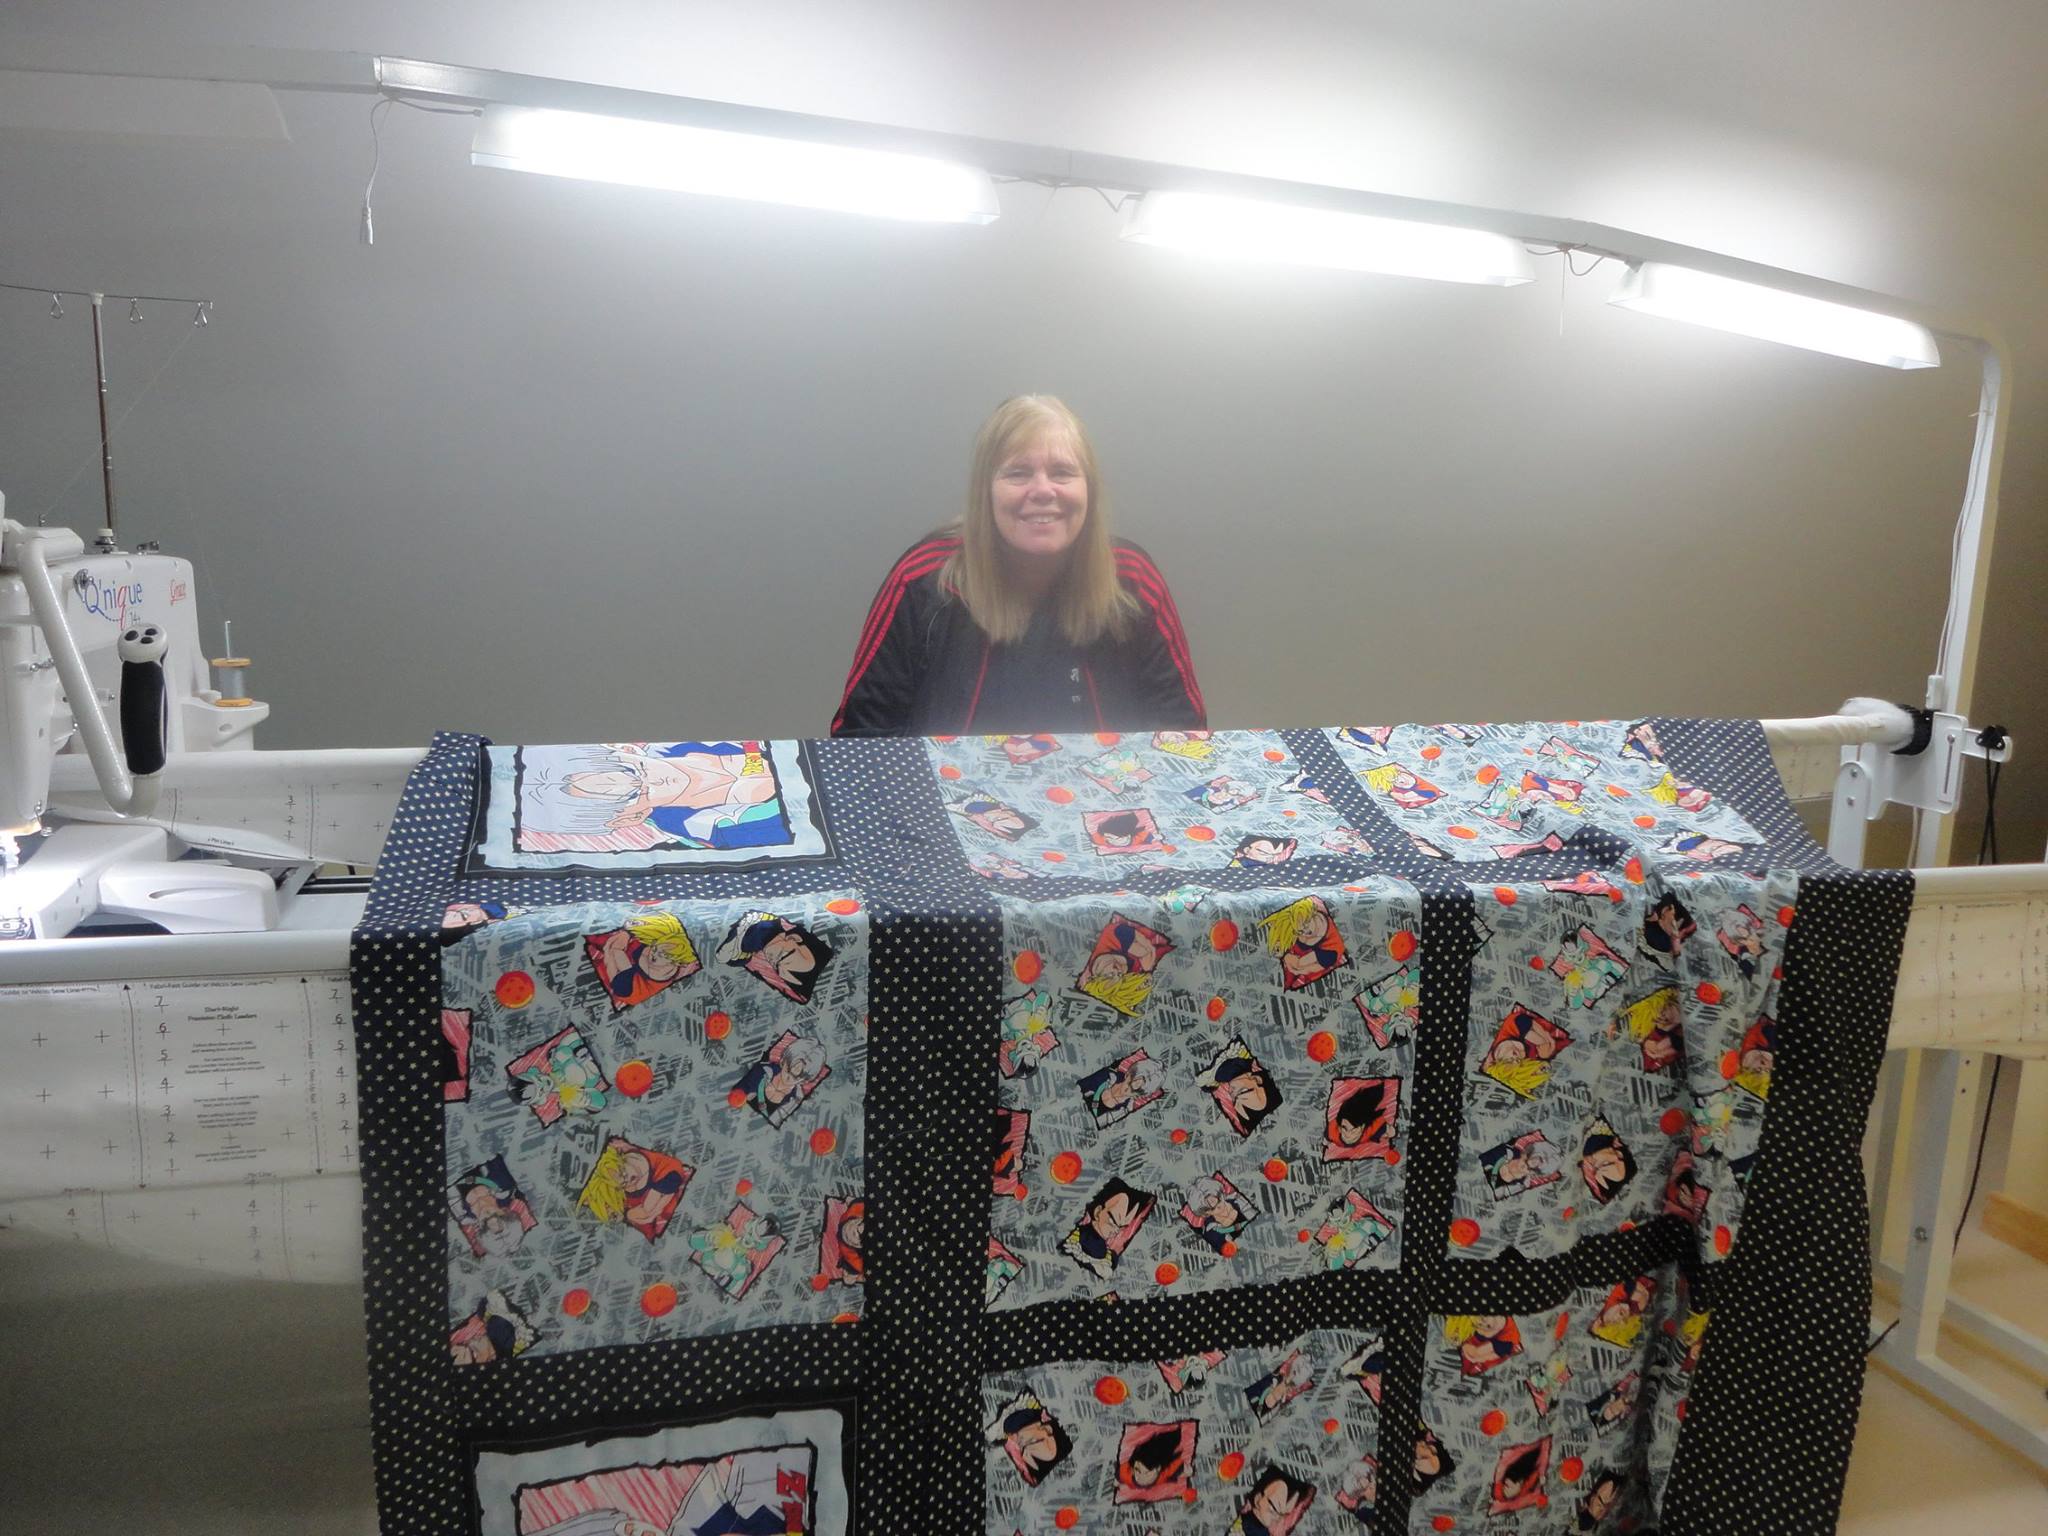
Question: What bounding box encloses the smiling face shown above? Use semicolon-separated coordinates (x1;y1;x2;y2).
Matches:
991;431;1089;562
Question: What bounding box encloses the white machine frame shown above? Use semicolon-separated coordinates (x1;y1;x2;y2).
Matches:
0;36;2040;1473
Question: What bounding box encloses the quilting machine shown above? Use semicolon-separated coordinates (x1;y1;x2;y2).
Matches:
0;514;2041;1462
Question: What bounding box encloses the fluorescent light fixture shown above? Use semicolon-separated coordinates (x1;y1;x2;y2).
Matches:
471;105;1000;224
1119;190;1537;286
1608;261;1940;369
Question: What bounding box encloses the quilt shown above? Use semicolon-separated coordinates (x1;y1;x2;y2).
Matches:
351;722;1911;1534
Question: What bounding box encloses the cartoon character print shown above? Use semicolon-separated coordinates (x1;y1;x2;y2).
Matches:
1231;1466;1315;1536
1150;728;1214;760
732;1031;830;1127
1244;1349;1315;1422
1185;774;1258;812
1340;1339;1384;1405
986;1237;1025;1305
687;1200;785;1300
1491;1437;1552;1515
1537;735;1602;775
1478;1004;1573;1098
987;1394;1072;1488
1548;925;1630;1009
1413;1424;1456;1495
1080;1050;1167;1127
1059;1178;1156;1280
947;789;1039;842
449;1287;535;1366
1179;1171;1256;1254
1447;1314;1523;1377
1260;894;1350;990
505;1023;610;1125
1323;1076;1400;1163
1280;768;1331;804
1198;1039;1284;1137
516;740;787;852
814;1195;863;1288
1621;987;1684;1073
440;1007;472;1103
1621;720;1665;763
1716;904;1769;980
1578;1117;1638;1205
1074;915;1173;1018
1353;963;1420;1049
1650;771;1714;812
968;851;1034;881
716;911;835;1003
1338;725;1395;754
999;989;1059;1078
990;733;1062;765
1114;1420;1197;1505
1084;807;1169;857
1585;1373;1640;1435
1641;892;1696;968
585;911;701;1009
1494;831;1569;859
1334;1454;1378;1524
1545;870;1625;902
1664;1146;1710;1225
1588;1275;1658;1350
1731;1015;1775;1100
1229;834;1299;868
1082;746;1153;796
578;1135;693;1243
1160;883;1214;913
1321;825;1375;857
449;1154;537;1259
1662;831;1744;862
993;1107;1030;1198
1526;1346;1573;1416
1361;761;1442;811
439;899;519;948
1313;1188;1395;1270
1481;1130;1564;1199
1152;1351;1227;1401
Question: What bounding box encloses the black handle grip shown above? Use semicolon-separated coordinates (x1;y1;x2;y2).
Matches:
118;625;168;777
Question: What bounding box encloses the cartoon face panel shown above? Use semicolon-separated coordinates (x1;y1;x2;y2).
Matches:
1199;1039;1284;1137
577;1135;693;1243
1073;915;1173;1017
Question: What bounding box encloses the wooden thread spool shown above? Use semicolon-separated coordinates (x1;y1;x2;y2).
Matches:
211;655;254;707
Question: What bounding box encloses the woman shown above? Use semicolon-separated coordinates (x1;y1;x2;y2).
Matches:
831;395;1204;735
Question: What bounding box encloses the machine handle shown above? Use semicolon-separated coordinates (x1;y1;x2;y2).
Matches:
118;624;169;776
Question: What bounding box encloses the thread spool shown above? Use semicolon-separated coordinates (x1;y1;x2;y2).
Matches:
211;654;253;706
212;620;253;707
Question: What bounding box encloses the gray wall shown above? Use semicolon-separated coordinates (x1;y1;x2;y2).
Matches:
1;0;2041;852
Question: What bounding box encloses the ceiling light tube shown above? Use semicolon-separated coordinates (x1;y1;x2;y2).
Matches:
1608;260;1940;369
471;105;1000;224
1118;189;1537;285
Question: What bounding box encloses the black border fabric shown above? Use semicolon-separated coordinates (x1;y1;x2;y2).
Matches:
352;721;1910;1534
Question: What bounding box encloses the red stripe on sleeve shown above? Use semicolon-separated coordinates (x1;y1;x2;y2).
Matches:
1115;550;1205;721
831;540;955;733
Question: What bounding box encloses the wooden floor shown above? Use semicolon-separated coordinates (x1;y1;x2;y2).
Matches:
0;1228;2041;1533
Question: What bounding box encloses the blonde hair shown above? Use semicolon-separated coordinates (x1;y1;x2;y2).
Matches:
578;1139;631;1223
626;910;698;968
942;395;1136;647
1259;896;1325;956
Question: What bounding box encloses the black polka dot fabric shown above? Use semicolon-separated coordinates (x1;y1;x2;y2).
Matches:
350;722;1909;1534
